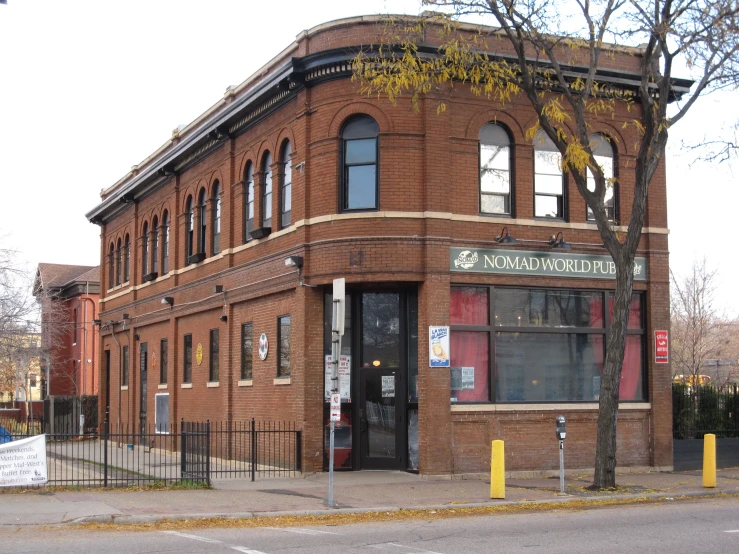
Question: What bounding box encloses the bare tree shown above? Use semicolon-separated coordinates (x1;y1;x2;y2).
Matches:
671;260;739;388
353;1;739;488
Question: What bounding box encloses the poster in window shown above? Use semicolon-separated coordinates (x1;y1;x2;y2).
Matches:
382;375;395;397
451;367;475;390
429;326;450;367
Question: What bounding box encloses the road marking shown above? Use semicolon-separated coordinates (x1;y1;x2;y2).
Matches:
265;526;341;536
161;531;268;554
368;543;445;554
161;530;223;544
725;530;739;533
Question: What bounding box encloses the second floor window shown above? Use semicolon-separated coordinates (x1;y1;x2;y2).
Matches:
108;244;114;289
152;216;159;275
341;115;379;211
262;152;272;228
185;196;194;263
142;222;149;277
124;234;130;282
212;181;221;254
534;129;565;219
162;212;169;274
116;239;122;286
479;123;512;216
281;141;292;228
244;163;254;241
198;188;207;255
587;134;616;221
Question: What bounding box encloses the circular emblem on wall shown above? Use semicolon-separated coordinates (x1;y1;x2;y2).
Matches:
258;333;269;360
196;343;203;366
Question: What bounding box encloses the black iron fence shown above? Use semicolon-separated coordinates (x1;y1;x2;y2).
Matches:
673;383;739;439
1;418;301;490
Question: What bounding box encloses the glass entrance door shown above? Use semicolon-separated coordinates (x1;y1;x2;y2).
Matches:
358;292;405;469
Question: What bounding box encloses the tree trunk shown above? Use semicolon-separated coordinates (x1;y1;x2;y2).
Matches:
592;253;635;489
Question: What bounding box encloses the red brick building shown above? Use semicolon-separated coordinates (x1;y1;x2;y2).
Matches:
33;264;100;397
86;16;680;475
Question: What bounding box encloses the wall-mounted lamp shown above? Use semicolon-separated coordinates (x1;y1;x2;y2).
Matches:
122;313;130;320
549;232;571;250
213;285;224;294
161;296;174;307
284;256;304;268
220;315;228;323
92;319;102;326
134;334;140;341
495;226;518;245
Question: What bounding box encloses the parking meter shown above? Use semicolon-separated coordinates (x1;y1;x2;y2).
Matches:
556;416;566;494
556;416;566;441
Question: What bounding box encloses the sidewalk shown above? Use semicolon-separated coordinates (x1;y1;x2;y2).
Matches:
2;468;738;527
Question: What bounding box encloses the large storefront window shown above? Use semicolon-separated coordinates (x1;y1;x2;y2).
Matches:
450;286;645;403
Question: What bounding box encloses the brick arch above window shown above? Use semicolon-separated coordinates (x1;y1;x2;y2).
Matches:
327;102;392;138
465;110;525;143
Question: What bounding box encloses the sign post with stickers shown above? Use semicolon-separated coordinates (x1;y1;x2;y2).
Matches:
327;278;345;507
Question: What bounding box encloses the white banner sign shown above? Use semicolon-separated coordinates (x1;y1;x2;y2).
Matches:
324;355;351;401
0;435;48;487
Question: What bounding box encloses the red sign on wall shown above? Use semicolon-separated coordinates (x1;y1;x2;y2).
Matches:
655;330;669;363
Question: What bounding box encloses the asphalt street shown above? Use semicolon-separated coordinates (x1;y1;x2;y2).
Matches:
1;496;738;553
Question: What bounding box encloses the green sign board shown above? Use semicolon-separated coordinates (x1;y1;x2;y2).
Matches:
450;247;647;281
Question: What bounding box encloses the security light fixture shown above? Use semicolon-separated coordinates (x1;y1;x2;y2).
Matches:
214;285;224;294
161;296;174;306
495;226;517;245
122;313;130;320
549;232;571;250
220;315;228;323
284;256;304;268
92;319;102;326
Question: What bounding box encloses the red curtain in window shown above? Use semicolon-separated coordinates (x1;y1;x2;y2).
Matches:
450;288;488;326
619;336;641;400
608;294;642;329
450;331;489;402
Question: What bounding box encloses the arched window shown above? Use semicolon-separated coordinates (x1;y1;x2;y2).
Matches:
244;162;254;242
212;181;221;254
198;188;207;255
534;129;565;219
142;222;149;278
262;152;272;228
479;123;512;215
341;115;379;211
185;195;194;264
162;211;169;275
152;216;159;276
108;243;115;289
587;134;616;221
124;234;130;282
280;141;292;228
116;239;122;286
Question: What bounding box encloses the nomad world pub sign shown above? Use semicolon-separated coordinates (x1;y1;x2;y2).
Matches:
450;247;648;280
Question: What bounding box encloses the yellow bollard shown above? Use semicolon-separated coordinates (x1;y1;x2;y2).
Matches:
490;440;505;499
703;433;716;488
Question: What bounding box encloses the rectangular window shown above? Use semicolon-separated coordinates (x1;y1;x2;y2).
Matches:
160;339;168;384
155;393;169;434
450;287;645;403
241;323;253;380
209;328;219;382
122;345;129;386
534;149;564;218
278;315;291;378
73;308;78;345
183;334;192;384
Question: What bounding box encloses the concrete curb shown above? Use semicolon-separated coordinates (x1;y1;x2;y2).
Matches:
62;490;734;526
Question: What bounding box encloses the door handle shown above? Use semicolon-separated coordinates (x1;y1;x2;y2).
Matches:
359;419;367;433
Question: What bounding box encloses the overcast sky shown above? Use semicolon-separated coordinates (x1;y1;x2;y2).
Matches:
1;0;736;315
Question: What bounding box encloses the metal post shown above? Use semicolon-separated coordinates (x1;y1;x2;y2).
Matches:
251;417;256;482
103;419;109;488
180;418;186;479
205;420;211;487
559;439;565;494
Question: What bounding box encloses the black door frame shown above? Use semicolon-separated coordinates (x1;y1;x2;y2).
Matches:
352;290;407;470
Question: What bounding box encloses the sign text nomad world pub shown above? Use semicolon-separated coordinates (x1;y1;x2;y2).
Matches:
450;248;647;281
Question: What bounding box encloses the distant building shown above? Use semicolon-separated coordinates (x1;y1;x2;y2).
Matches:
33;264;100;397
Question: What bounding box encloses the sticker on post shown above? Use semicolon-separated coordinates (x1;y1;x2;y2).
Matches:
330;393;341;422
